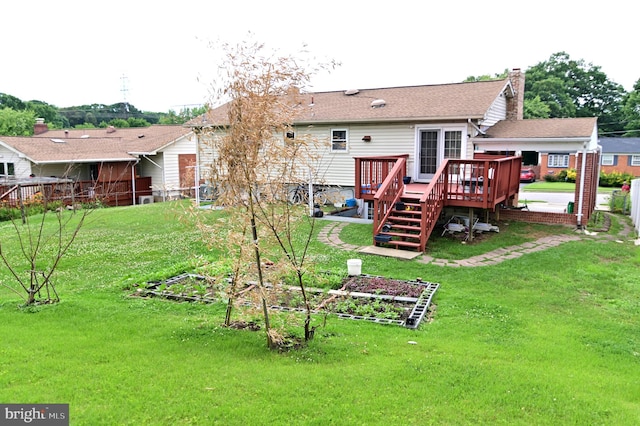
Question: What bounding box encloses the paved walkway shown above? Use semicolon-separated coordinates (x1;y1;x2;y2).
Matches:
317;212;636;268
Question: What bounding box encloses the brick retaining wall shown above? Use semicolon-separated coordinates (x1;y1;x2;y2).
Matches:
496;208;578;226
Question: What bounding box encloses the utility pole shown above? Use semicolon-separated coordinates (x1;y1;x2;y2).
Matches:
120;74;130;118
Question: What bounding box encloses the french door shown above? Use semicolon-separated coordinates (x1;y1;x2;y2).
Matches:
417;129;463;181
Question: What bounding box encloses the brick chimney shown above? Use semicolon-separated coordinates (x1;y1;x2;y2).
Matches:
506;68;525;121
34;118;49;135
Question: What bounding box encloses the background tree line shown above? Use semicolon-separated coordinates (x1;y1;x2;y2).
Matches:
0;93;207;136
2;51;640;137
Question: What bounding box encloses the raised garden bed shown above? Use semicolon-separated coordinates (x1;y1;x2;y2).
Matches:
133;273;439;328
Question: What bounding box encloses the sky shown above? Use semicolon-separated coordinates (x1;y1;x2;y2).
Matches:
2;0;638;113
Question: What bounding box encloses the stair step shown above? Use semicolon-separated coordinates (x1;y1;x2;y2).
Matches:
380;231;421;239
380;240;421;248
392;209;422;216
390;224;422;231
388;215;421;223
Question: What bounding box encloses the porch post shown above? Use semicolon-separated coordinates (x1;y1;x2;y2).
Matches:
576;144;587;228
131;163;137;205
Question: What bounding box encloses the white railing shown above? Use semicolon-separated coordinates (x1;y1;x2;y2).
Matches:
630;179;640;236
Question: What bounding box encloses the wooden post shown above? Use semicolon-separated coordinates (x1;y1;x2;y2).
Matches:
17;185;26;224
468;207;474;241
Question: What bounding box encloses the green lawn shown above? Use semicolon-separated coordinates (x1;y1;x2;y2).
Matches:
522;181;618;193
1;202;639;425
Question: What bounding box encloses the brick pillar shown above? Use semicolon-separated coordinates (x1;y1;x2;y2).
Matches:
575;151;599;225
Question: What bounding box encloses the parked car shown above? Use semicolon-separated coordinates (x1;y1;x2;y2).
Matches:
520;168;536;183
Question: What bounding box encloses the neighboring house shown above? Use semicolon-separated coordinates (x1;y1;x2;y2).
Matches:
598;137;640;177
473;117;599;180
0;122;196;203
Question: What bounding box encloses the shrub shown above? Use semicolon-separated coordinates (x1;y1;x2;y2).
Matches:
543;169;577;182
599;170;635;187
544;173;560;182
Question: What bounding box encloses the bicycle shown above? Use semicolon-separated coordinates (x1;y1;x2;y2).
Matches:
287;183;342;206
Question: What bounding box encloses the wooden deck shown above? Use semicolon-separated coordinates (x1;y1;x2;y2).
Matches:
0;177;153;208
354;155;522;252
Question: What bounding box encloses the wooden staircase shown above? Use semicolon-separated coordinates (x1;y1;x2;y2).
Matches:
356;155;522;253
374;193;426;251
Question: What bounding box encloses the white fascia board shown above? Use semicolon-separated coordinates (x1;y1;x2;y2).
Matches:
473;137;591;152
33;158;137;165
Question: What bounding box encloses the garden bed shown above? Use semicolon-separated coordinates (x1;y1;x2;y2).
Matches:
133;273;439;328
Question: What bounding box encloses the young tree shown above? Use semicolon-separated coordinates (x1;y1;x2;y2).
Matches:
195;39;336;348
0;174;98;306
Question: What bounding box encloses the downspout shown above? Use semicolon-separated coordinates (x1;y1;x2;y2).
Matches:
576;142;587;228
131;159;140;205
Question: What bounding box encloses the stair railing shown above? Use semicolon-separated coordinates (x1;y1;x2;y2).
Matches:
372;157;407;237
416;160;449;251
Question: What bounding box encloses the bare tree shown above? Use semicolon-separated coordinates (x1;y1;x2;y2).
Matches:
0;175;100;306
194;38;337;348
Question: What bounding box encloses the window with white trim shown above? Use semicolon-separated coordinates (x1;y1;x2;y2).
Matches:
632;155;640;166
331;129;348;152
548;154;569;168
443;130;462;159
0;162;15;178
601;154;614;166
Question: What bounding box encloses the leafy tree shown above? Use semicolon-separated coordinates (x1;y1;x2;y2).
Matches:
126;117;150;127
464;70;508;82
107;118;130;128
0;93;26;110
524;52;626;134
26;100;68;128
621;78;640;137
84;111;97;126
159;105;209;124
0;108;36;136
523;95;551;118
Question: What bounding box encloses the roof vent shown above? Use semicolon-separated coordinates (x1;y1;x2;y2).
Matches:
106;126;116;134
81;134;90;139
344;89;359;96
50;138;66;143
138;134;145;138
371;99;386;108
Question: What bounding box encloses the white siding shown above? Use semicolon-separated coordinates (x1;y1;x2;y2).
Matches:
0;145;32;180
147;133;197;198
196;121;475;188
482;93;508;128
140;152;166;194
32;163;90;180
303;123;416;186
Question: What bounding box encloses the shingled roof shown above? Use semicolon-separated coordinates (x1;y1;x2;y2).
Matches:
481;117;598;139
193;79;512;126
0;125;192;164
599;137;640;153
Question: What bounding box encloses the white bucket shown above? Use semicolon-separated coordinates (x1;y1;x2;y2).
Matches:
347;259;362;276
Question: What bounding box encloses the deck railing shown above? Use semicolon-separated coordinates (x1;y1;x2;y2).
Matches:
354;154;409;200
445;157;521;208
361;155;522;251
0;177;153;208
